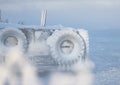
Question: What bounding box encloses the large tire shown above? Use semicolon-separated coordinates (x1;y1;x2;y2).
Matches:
77;29;89;61
21;29;34;44
0;28;27;52
47;29;86;67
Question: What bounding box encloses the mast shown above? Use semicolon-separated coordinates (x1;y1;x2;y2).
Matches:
41;9;47;27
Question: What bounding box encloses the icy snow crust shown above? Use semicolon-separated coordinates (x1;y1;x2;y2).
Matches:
0;23;64;29
0;23;89;72
0;23;95;85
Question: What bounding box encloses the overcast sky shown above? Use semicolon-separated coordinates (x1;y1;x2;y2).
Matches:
0;0;120;29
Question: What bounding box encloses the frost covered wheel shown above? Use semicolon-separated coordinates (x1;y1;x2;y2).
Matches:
21;29;34;43
47;29;86;66
0;28;27;51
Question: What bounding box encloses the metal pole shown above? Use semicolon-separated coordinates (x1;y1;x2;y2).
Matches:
41;9;47;27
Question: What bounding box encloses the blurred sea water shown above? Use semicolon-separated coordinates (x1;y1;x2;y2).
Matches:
89;29;120;85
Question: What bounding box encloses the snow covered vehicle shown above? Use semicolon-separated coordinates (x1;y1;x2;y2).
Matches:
0;10;89;73
0;25;89;72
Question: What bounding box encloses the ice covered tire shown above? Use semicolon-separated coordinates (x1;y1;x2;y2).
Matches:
21;29;34;43
0;28;28;52
47;29;86;67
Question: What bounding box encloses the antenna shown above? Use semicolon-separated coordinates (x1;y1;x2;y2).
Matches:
41;9;47;27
